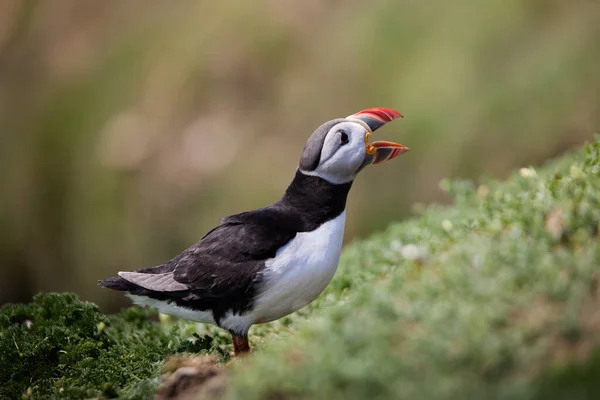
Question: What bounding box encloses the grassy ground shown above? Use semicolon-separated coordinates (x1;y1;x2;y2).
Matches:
1;136;599;399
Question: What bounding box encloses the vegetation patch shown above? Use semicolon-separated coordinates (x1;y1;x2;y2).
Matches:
0;293;227;399
226;136;600;400
1;137;600;399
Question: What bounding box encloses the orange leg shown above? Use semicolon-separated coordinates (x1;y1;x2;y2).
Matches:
232;334;250;356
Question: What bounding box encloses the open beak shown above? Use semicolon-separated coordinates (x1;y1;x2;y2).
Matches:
347;107;409;166
367;137;410;164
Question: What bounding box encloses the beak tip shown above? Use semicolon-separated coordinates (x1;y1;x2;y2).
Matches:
349;107;403;130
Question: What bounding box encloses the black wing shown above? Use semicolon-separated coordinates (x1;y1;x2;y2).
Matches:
100;207;301;305
169;208;300;298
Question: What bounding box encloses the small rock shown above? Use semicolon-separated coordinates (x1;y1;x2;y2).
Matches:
477;185;490;199
156;355;225;400
546;208;565;239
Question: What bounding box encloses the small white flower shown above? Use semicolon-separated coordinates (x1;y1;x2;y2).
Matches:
442;219;453;232
570;165;583;178
390;240;403;252
400;244;428;261
519;167;537;178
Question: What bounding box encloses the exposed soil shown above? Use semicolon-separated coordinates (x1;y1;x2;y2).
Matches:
156;355;227;400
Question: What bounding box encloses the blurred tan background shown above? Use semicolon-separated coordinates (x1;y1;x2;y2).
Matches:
0;0;598;311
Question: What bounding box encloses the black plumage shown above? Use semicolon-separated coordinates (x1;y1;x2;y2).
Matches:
99;170;352;327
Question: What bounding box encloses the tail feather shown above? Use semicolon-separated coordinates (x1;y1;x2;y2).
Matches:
99;263;174;292
99;274;190;305
98;276;138;291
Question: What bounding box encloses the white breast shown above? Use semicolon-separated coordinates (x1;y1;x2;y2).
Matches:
223;210;346;331
125;294;216;324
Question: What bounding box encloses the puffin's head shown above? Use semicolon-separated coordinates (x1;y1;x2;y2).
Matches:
299;108;409;184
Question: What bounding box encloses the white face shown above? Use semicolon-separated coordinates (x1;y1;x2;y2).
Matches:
301;121;369;184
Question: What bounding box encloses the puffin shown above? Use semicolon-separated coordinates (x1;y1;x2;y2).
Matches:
99;108;408;355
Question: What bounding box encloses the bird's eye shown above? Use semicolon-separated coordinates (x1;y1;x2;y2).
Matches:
340;131;349;145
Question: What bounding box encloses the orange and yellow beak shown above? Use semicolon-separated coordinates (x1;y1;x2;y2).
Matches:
347;107;409;165
366;135;410;164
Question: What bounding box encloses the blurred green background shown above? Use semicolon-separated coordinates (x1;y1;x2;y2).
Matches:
0;0;598;311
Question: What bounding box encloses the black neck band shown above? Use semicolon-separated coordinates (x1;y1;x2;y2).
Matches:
279;170;352;225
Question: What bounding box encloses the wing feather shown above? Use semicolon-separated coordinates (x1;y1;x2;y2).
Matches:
168;208;301;298
118;271;188;292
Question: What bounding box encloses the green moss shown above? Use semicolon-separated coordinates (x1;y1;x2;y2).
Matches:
0;293;224;399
